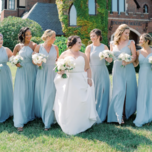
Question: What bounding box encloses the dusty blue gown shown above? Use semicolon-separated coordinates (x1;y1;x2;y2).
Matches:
133;51;152;127
13;46;37;128
0;46;13;122
90;44;110;122
34;44;57;129
108;40;137;124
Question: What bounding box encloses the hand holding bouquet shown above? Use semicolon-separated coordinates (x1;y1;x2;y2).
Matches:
9;55;23;68
118;53;132;67
99;50;113;65
32;53;48;69
55;56;75;78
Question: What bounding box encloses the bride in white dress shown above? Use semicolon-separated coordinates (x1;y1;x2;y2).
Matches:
53;36;100;135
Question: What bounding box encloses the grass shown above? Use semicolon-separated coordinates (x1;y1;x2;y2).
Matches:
0;64;151;152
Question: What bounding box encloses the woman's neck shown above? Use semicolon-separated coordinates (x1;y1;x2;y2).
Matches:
142;44;151;53
44;41;53;47
93;41;101;46
24;41;30;46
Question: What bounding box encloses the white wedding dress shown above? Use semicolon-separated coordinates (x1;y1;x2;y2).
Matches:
53;56;100;135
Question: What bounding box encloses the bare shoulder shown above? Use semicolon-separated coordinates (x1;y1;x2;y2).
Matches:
4;47;11;52
53;45;58;50
130;40;135;46
60;50;68;58
85;44;92;53
80;52;87;59
35;44;41;50
104;44;109;50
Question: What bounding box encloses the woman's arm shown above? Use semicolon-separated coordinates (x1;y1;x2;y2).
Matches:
32;45;41;66
5;47;13;59
85;45;91;62
54;45;59;60
83;53;92;87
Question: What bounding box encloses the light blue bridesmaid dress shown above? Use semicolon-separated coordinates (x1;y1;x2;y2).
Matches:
34;44;57;129
108;40;137;124
0;47;13;122
13;45;37;128
90;44;110;122
133;51;152;127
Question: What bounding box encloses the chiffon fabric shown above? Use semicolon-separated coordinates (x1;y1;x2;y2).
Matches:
133;51;152;127
0;47;13;122
90;44;110;122
13;46;37;128
108;40;137;124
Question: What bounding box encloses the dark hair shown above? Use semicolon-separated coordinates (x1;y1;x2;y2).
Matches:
18;27;30;43
67;35;80;48
90;29;102;41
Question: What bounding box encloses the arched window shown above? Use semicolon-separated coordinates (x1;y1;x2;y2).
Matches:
9;0;15;10
69;4;77;26
112;0;125;14
143;4;148;13
89;0;96;15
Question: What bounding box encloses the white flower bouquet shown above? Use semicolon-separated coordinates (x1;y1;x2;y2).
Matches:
0;64;3;71
32;53;48;69
118;53;132;67
55;56;75;78
148;56;152;70
99;50;113;65
9;55;24;68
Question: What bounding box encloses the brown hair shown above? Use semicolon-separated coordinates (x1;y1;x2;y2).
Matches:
140;33;152;46
67;35;80;48
114;24;130;45
90;29;102;41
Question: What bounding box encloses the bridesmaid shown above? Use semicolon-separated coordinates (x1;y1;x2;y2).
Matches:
107;24;137;124
0;33;13;122
133;33;152;127
13;27;37;131
34;29;59;130
85;29;112;122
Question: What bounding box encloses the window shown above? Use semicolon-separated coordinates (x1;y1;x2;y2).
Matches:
9;0;15;10
89;0;96;15
1;0;5;11
143;4;148;13
69;4;77;26
112;0;125;14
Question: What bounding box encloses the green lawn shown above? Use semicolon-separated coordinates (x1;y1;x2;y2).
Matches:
0;64;151;152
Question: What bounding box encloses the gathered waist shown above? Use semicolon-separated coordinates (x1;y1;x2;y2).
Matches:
0;62;7;65
140;64;151;69
90;64;106;66
67;70;85;73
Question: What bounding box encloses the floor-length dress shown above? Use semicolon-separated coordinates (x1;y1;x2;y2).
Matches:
108;40;137;124
13;46;37;128
133;52;152;127
90;44;110;122
53;56;100;135
0;47;13;122
34;44;57;129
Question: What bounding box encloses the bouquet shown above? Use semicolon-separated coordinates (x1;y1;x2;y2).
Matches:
148;56;152;70
9;55;23;68
32;53;48;69
99;50;113;65
0;64;3;71
55;56;75;78
118;53;132;67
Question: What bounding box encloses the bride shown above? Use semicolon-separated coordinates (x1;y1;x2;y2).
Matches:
53;35;100;135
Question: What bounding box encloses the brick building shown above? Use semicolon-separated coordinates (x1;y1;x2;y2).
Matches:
1;0;152;44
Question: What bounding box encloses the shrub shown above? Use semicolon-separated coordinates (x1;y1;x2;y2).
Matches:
31;37;43;44
0;16;43;50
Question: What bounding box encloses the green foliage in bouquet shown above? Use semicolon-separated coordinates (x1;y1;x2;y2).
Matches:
0;16;43;51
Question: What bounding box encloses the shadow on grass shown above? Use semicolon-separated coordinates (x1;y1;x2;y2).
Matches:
0;115;152;151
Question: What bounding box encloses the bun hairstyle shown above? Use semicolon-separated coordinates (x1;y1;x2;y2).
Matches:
141;33;152;46
0;33;3;39
18;27;30;43
114;24;130;45
90;29;102;42
67;35;80;48
41;29;56;41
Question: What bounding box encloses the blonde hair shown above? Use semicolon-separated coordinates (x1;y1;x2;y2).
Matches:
114;24;130;45
140;33;152;46
41;29;56;41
